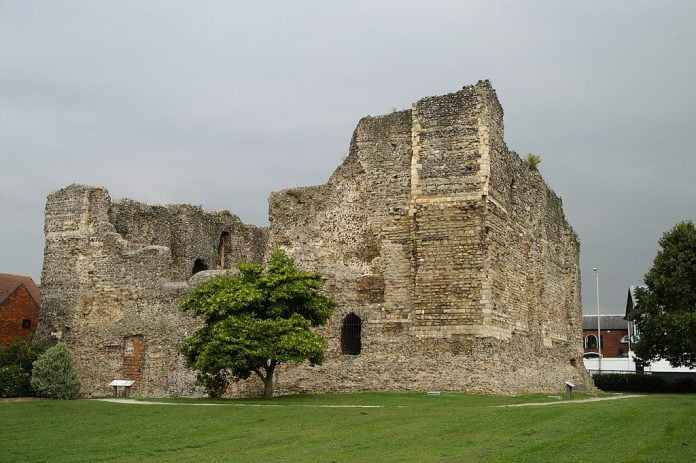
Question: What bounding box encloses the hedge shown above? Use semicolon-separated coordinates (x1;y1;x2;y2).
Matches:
593;373;696;393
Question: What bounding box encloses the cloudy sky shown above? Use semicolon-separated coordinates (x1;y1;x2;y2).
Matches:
1;1;694;314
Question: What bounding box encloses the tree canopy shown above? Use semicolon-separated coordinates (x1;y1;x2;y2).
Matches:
629;220;696;368
179;250;335;397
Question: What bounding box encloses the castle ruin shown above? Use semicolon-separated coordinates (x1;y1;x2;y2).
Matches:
39;81;592;396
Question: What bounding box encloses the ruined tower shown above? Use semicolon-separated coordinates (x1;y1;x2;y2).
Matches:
40;81;591;396
39;186;267;396
266;81;587;394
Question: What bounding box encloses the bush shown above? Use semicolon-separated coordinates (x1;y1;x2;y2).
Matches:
0;365;32;398
0;336;52;371
0;336;52;397
30;342;81;399
593;373;696;393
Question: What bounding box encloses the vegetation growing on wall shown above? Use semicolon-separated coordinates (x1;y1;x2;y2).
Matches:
286;189;304;202
526;153;541;169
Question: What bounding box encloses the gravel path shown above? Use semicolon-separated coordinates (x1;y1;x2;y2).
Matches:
94;395;644;409
495;394;645;408
93;398;384;408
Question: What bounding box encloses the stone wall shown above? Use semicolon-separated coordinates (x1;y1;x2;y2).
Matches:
40;80;592;397
39;184;267;396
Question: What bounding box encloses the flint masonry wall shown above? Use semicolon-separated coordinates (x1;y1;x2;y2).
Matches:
40;81;591;397
263;81;591;395
39;185;267;396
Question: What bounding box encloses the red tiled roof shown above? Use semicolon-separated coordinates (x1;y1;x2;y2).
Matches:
0;273;40;305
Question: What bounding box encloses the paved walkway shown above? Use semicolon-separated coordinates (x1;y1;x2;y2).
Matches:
495;394;644;408
94;398;383;408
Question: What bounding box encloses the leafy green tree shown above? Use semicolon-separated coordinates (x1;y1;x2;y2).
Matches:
30;342;81;399
180;250;335;398
629;220;696;368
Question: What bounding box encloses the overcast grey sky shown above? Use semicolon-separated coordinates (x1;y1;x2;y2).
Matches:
1;1;694;314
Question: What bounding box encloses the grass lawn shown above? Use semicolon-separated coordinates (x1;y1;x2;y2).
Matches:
2;392;695;462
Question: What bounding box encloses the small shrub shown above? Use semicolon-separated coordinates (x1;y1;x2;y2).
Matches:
526;153;541;169
0;365;32;398
30;342;81;399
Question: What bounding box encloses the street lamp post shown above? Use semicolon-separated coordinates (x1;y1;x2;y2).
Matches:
593;268;601;371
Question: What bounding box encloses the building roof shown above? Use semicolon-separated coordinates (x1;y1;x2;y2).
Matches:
0;273;40;305
582;315;627;330
625;285;646;317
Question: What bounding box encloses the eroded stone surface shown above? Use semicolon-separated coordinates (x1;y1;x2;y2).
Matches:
39;81;592;397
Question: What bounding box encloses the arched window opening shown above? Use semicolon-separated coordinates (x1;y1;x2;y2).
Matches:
341;313;362;355
192;258;208;275
218;232;231;269
585;335;597;349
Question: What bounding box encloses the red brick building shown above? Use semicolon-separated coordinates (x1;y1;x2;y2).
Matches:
582;315;629;358
0;274;40;345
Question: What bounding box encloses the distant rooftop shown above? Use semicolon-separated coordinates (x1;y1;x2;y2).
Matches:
0;273;40;305
582;315;627;330
626;285;646;317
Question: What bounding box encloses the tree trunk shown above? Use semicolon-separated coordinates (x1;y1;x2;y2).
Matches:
262;361;276;398
263;375;273;398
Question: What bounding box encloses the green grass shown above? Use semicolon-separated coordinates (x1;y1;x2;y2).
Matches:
1;393;695;462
